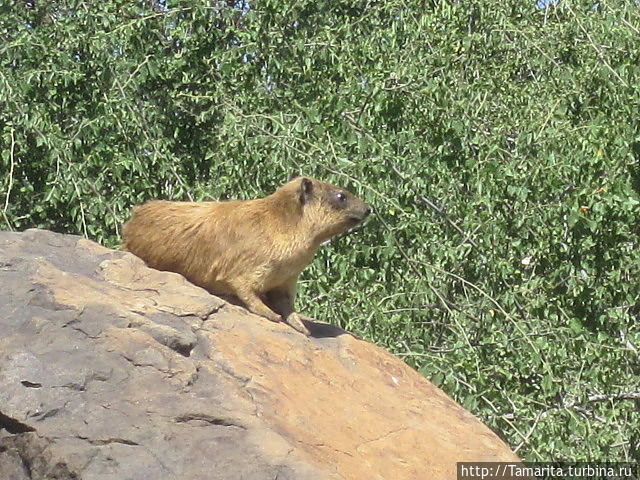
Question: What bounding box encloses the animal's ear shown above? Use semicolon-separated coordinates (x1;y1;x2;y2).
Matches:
298;177;313;204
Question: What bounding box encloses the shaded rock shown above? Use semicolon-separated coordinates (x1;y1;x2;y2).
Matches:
0;229;520;479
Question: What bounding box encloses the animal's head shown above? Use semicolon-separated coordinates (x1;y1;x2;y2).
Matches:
286;177;371;244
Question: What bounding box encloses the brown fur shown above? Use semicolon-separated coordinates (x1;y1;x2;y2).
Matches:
122;177;371;335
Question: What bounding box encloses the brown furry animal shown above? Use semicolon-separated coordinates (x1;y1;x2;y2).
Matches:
122;177;371;335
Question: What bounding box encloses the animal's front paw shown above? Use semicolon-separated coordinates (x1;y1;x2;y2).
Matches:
285;312;311;336
262;311;282;323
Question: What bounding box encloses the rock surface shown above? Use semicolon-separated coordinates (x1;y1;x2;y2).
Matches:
0;229;520;480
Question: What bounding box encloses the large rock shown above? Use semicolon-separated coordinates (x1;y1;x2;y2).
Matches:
0;229;520;479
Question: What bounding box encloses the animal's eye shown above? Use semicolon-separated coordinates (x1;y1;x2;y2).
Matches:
336;192;346;202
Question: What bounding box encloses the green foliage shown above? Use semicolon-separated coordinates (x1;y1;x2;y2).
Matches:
1;0;639;461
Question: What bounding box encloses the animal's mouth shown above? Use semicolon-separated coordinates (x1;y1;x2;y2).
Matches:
342;212;371;237
345;223;365;235
322;215;370;245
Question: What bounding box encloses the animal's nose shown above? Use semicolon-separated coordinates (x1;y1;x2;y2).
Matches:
364;206;373;217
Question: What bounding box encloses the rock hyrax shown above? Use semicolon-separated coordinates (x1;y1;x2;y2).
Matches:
122;177;371;335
